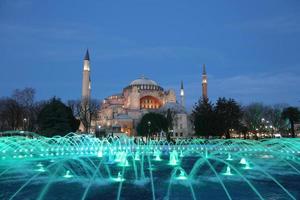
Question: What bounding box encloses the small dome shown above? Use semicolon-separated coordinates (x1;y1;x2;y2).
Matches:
130;76;158;86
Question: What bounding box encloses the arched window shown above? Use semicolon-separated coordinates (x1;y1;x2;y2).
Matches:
140;96;162;110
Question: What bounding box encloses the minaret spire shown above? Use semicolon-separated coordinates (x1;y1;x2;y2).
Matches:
202;64;208;100
203;63;206;75
82;49;91;100
84;49;90;61
180;80;185;108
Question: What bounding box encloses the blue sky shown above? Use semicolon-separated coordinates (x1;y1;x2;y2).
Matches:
1;0;300;110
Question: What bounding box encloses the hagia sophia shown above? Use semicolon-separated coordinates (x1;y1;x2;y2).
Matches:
80;50;208;137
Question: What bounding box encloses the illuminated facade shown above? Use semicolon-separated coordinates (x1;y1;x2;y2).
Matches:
97;76;189;136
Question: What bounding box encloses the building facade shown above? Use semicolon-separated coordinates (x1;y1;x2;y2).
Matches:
80;50;208;137
96;76;189;137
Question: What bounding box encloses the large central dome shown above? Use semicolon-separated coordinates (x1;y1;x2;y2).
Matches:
130;76;158;86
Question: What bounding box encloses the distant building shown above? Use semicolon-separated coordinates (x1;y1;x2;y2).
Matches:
80;50;208;137
96;76;189;137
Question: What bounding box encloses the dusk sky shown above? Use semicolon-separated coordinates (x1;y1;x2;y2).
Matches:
1;0;300;110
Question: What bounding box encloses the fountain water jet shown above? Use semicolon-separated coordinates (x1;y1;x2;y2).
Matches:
0;132;298;200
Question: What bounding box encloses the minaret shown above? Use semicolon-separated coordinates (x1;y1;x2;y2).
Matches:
180;80;185;108
202;64;208;100
82;49;91;101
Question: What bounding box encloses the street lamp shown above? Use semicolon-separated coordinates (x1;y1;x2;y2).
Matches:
23;118;27;131
147;121;151;141
96;125;101;137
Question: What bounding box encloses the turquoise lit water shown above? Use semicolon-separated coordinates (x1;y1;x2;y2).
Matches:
0;133;299;200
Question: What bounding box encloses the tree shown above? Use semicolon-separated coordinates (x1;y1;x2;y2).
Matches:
0;98;23;130
192;98;215;138
37;98;80;137
67;98;99;132
12;88;35;108
242;103;264;132
237;123;248;139
12;88;37;131
165;109;174;141
281;107;300;138
242;103;289;138
0;88;45;132
136;112;168;139
263;104;287;136
157;108;176;141
215;98;242;139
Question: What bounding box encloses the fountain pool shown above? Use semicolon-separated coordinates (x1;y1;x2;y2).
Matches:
0;133;299;200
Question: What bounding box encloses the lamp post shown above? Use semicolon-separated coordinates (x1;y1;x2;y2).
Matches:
97;125;101;138
147;121;151;141
23;118;27;131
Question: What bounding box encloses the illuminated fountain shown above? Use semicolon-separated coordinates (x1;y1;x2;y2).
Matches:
0;132;299;200
223;165;233;176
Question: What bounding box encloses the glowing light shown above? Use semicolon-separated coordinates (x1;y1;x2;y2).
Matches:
179;151;184;158
63;170;73;178
97;151;103;157
226;153;233;161
243;162;252;170
223;166;233;176
169;150;179;165
240;158;247;165
112;172;125;182
35;166;46;172
176;169;188;180
153;150;162;161
36;162;43;167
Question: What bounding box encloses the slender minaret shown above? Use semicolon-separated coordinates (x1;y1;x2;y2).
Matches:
180;80;185;108
80;49;91;132
82;49;91;101
202;64;208;100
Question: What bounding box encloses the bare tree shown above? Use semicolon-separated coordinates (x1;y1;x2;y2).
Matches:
67;100;81;117
243;103;289;138
0;88;46;132
263;104;287;136
243;103;264;131
67;98;100;132
11;88;36;131
0;98;23;130
12;88;35;108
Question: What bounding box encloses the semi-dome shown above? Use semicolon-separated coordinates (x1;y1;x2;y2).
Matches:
130;76;158;86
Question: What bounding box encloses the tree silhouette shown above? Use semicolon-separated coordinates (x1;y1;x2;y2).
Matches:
192;98;215;138
281;107;300;138
214;98;242;139
136;112;168;139
37;98;80;137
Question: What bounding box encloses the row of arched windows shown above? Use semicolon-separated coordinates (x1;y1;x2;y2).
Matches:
130;84;163;91
140;96;161;109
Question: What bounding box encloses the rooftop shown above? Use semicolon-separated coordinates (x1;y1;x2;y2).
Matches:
129;76;158;86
